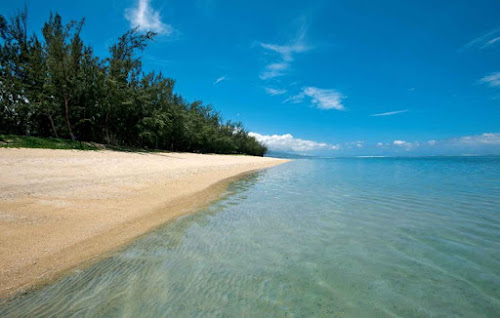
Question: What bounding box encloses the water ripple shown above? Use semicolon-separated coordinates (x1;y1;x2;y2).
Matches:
1;157;500;317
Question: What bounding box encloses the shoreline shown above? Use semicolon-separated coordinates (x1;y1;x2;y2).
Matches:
0;148;289;300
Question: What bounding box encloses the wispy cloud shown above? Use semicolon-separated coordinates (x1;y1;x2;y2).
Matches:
374;139;420;152
393;140;417;150
486;36;500;47
249;132;339;153
461;26;500;51
265;87;287;96
260;41;308;62
258;26;309;79
376;133;500;154
260;62;289;80
125;0;173;34
285;87;345;110
283;93;305;104
304;87;345;110
453;132;500;145
253;132;500;155
346;141;364;148
370;109;408;117
480;72;500;87
213;75;227;85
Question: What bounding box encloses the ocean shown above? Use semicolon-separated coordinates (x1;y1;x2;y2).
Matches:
1;156;499;317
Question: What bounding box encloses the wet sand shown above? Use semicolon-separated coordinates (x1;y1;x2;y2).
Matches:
0;148;288;299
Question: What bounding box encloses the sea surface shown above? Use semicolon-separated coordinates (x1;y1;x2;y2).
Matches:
1;157;500;317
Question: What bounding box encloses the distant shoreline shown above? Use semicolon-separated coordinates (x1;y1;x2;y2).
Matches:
0;148;289;300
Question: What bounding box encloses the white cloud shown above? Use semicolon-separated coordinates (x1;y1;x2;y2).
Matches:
267;62;288;70
306;87;345;110
304;87;344;110
260;62;289;80
370;109;408;117
265;87;287;96
486;36;500;47
283;93;305;104
480;72;500;87
249;132;339;152
260;42;308;62
251;132;500;155
349;141;364;148
258;27;309;79
341;141;365;149
125;0;173;34
284;87;345;110
213;75;227;85
455;133;500;145
392;140;418;150
462;27;500;50
381;133;500;153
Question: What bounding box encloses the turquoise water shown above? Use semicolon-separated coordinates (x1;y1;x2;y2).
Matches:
1;157;500;317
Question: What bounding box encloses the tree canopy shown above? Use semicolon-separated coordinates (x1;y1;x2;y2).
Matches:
0;8;267;156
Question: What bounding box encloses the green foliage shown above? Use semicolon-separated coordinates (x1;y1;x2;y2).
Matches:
0;9;267;156
0;134;99;150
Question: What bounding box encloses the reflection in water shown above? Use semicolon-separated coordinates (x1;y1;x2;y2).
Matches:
1;157;500;317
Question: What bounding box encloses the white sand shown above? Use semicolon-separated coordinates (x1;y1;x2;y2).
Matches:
0;148;288;298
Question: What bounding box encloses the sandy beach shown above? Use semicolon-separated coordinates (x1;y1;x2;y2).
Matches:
0;148;288;299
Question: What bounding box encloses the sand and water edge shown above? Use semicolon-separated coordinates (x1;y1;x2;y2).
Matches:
0;148;289;301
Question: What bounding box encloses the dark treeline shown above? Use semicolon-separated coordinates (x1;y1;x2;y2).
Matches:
0;8;267;156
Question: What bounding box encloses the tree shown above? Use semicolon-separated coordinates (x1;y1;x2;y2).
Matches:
104;28;155;144
0;8;268;156
42;13;85;140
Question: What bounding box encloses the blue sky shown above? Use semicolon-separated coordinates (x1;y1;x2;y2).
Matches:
2;0;499;155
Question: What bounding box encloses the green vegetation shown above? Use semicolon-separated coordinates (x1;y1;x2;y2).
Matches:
0;8;267;156
0;134;100;150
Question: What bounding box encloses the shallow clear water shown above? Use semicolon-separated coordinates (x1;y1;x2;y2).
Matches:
2;157;500;317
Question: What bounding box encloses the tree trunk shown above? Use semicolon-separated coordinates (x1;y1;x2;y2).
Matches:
63;97;75;141
105;112;110;144
47;113;59;138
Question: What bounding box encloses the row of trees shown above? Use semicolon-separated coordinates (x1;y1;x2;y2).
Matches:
0;8;267;156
